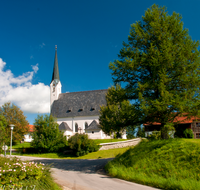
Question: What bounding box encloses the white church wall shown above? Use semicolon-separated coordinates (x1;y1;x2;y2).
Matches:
86;129;102;139
57;115;99;133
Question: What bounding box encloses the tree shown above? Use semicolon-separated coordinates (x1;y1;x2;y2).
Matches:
109;4;200;138
0;102;29;143
99;85;138;136
136;126;145;138
31;114;67;153
0;114;7;149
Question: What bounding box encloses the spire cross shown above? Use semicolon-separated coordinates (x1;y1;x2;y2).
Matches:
55;45;57;50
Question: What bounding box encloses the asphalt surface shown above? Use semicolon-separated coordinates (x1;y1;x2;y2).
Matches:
13;155;160;190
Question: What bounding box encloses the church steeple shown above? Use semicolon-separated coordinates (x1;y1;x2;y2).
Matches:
50;45;62;112
51;45;60;83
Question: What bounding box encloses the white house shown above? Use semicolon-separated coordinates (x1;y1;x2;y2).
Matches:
50;46;126;139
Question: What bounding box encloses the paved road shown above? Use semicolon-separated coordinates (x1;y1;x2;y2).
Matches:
14;156;160;190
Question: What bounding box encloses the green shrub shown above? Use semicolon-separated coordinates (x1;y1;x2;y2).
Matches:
0;156;61;190
148;131;161;140
68;133;100;156
183;128;194;138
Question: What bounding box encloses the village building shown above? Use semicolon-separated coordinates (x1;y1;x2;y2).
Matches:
23;125;34;142
50;46;127;139
144;115;200;139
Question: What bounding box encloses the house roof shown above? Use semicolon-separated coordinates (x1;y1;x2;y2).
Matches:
86;120;100;130
144;114;200;126
51;46;60;83
28;125;34;132
59;122;72;131
51;89;107;118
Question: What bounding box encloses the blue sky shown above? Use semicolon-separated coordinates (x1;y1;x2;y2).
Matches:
0;0;200;124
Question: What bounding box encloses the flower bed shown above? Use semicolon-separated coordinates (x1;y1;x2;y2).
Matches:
0;156;58;189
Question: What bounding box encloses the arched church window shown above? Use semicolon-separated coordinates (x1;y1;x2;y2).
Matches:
75;123;78;132
53;87;55;92
85;122;88;129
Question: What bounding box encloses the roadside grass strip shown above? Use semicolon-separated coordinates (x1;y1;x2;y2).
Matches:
105;138;200;190
0;156;62;190
13;147;130;159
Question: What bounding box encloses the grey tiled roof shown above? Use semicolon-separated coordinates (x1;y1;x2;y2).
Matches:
86;120;100;130
51;89;107;118
59;122;72;131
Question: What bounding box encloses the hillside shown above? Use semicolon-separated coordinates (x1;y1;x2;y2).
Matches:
105;139;200;190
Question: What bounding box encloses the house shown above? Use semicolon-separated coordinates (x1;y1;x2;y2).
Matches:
50;46;126;139
23;125;34;142
144;115;200;139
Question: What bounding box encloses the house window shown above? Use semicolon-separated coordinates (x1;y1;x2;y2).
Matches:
85;122;88;129
75;123;78;133
196;133;200;138
196;123;200;127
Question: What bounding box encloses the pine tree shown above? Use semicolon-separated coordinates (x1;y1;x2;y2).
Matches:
109;5;200;138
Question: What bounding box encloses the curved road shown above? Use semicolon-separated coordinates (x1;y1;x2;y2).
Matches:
15;156;160;190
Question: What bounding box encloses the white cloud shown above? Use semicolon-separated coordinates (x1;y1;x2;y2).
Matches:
0;58;50;113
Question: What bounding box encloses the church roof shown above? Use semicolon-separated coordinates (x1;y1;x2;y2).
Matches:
51;46;60;83
51;89;107;118
86;120;100;130
59;122;72;131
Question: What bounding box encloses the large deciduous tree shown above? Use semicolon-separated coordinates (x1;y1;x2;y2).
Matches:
0;102;29;143
109;4;200;138
0;114;7;147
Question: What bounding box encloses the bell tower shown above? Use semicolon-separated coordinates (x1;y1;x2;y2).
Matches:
50;45;62;112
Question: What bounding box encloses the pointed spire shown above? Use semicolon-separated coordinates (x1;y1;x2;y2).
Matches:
51;45;60;83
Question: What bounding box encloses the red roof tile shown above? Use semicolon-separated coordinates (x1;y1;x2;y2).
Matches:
144;114;200;126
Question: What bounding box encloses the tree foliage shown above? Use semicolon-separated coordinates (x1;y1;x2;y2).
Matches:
0;102;29;143
0;115;7;149
136;126;145;137
31;114;67;153
99;85;138;136
109;4;200;138
68;133;99;156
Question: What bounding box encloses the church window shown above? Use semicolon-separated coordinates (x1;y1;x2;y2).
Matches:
75;123;78;132
85;122;88;129
92;131;94;134
53;87;55;92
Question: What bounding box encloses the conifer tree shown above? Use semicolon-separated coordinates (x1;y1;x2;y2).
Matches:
109;4;200;138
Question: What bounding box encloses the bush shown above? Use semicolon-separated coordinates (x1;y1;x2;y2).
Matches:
148;131;161;140
0;156;61;190
68;133;100;156
183;128;194;138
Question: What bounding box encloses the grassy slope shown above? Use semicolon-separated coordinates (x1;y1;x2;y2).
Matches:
105;139;200;190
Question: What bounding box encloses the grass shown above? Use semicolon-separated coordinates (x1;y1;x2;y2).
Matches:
13;147;130;159
105;138;200;190
94;139;131;144
11;142;31;149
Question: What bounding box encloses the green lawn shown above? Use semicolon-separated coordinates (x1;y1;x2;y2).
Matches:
105;138;200;190
11;142;31;149
94;139;131;144
13;147;130;159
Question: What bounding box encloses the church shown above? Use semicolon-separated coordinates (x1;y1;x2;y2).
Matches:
50;46;126;139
